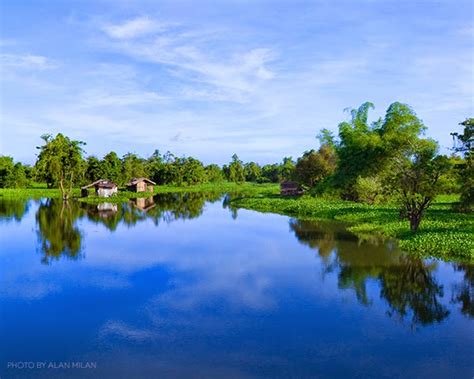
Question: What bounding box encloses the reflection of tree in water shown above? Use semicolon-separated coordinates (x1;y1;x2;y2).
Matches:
289;218;450;326
0;199;29;222
147;192;222;224
78;192;223;231
36;199;83;264
379;257;449;326
451;264;474;318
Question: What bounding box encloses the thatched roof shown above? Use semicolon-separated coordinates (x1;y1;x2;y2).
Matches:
81;179;117;189
280;181;300;189
126;177;156;186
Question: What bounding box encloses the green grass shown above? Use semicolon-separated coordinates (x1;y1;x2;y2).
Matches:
230;193;473;261
0;182;279;202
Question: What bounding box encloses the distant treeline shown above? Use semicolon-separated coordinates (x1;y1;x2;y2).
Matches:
1;102;472;227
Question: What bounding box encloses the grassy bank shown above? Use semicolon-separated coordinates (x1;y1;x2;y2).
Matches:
0;182;279;201
230;194;473;260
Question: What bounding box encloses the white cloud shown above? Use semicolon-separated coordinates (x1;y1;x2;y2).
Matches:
100;19;277;101
102;16;169;39
0;53;57;70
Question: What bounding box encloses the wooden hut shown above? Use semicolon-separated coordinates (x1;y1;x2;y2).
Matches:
81;180;118;198
126;178;156;193
280;181;304;196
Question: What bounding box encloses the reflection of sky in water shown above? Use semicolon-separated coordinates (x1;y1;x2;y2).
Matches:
0;198;473;378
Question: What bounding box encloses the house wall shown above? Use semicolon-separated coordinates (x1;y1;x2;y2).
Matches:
96;187;117;197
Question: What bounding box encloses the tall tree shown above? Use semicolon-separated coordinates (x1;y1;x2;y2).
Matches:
451;118;473;212
35;134;85;199
225;154;245;183
393;139;450;231
101;151;122;184
84;156;104;183
294;145;336;188
334;102;425;198
0;156;28;188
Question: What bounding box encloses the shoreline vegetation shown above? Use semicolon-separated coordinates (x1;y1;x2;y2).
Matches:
230;193;473;261
1;105;472;261
1;183;472;260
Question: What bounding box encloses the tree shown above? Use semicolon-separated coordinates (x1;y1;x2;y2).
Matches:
294;145;336;188
84;156;104;183
225;154;245;183
244;162;262;182
205;164;224;182
393;139;451;231
0;156;28;188
121;153;146;184
280;157;295;181
334;102;425;198
35;134;85;199
179;157;207;185
261;164;280;183
101;151;122;184
451;118;473;212
353;175;383;204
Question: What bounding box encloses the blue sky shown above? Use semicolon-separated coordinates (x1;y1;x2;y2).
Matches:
1;0;473;165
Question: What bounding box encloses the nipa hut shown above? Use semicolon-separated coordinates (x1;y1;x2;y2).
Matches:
81;180;118;198
280;181;304;196
126;178;156;193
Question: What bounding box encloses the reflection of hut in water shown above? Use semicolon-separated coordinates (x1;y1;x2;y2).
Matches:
96;202;118;218
280;181;304;196
81;180;118;197
126;178;156;193
130;197;155;212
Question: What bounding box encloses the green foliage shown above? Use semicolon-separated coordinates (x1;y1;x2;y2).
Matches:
294;145;336;188
121;153;146;184
205;164;224;182
101;151;122;184
244;162;262;182
334;102;425;198
0;156;29;188
452;118;474;212
353;175;384;205
393;139;451;231
84;156;104;183
224;154;245;183
35;133;85;199
280;157;295;181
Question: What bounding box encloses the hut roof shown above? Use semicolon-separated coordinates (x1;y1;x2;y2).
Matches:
81;179;117;190
280;181;300;189
126;177;156;186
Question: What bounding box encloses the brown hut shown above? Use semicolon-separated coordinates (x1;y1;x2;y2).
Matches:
126;178;156;193
280;181;304;196
81;180;118;197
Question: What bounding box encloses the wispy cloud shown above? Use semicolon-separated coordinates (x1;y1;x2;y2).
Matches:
0;53;58;71
102;16;170;39
100;18;277;102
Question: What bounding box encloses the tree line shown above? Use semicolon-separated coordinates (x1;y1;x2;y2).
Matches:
0;101;472;230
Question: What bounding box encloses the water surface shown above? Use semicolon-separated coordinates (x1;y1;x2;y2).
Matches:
0;194;472;378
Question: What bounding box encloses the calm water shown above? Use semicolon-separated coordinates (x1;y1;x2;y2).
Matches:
0;194;473;378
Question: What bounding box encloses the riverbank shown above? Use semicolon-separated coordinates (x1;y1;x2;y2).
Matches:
230;194;473;260
0;182;279;201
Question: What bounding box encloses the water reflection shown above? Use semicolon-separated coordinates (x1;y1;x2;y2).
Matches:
290;219;452;326
0;199;29;222
1;197;472;328
452;264;474;318
36;199;83;264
